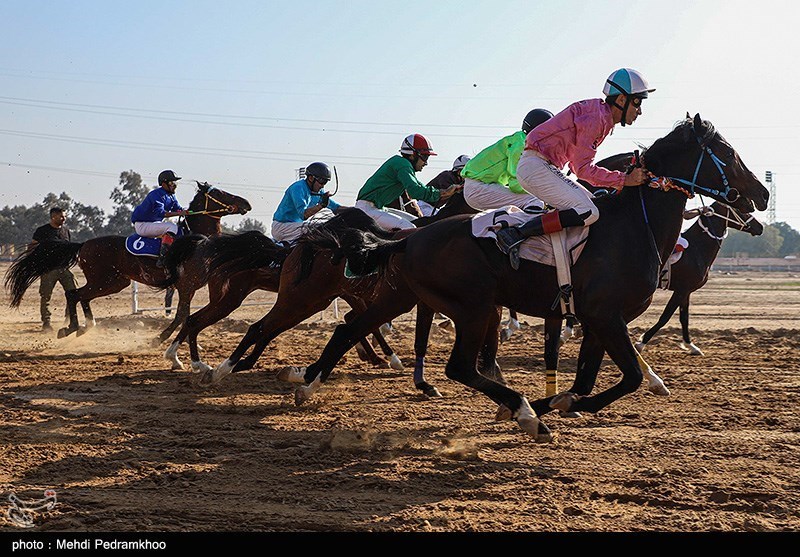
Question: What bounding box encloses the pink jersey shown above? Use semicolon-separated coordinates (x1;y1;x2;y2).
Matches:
525;99;626;189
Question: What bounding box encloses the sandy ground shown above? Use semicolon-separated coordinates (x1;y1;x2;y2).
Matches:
1;263;799;532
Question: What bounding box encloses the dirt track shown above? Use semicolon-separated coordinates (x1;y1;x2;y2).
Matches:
1;265;799;532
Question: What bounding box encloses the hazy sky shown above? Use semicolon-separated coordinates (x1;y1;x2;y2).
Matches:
1;0;798;231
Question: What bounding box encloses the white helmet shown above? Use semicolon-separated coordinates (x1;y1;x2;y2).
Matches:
603;68;656;98
452;155;471;171
400;134;437;156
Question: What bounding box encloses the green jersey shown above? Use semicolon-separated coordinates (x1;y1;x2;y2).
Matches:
461;131;527;194
357;155;442;209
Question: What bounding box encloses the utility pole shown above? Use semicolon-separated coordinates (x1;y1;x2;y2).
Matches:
765;170;776;225
296;167;306;181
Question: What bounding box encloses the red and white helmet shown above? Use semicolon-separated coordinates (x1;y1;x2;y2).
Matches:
400;134;437;157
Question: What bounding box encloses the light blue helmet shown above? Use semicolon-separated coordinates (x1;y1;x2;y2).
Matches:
603;68;656;98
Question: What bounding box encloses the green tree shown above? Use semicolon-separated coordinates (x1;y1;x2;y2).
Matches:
720;225;783;257
234;217;267;234
773;222;800;257
105;170;150;235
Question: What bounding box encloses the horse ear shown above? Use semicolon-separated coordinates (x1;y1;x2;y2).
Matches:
686;111;691;120
693;113;704;135
196;180;208;191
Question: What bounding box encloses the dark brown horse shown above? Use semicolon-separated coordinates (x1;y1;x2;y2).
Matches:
162;217;401;373
283;115;769;442
634;201;763;356
5;182;250;339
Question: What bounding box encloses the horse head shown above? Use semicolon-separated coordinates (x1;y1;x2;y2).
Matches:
193;181;252;216
707;201;764;237
643;114;769;214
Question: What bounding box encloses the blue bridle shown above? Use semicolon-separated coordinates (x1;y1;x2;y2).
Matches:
662;137;739;203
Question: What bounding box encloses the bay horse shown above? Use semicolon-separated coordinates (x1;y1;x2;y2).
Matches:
4;182;251;339
282;114;769;441
634;201;763;356
162;210;402;373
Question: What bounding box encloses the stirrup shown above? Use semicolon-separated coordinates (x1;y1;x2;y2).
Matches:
508;246;521;271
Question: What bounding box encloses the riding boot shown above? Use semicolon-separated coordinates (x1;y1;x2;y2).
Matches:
495;211;564;270
156;232;176;268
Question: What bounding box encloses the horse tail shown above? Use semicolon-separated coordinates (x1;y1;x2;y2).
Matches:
295;226;407;284
162;234;207;286
203;231;290;275
4;241;83;308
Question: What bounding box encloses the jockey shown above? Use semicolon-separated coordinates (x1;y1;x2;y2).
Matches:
355;134;460;231
131;170;188;267
415;154;472;217
495;69;655;256
462;108;554;212
271;162;345;244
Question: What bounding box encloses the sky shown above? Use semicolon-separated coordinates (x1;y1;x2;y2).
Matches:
1;0;799;231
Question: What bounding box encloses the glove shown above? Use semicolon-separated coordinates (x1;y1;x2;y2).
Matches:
319;192;331;208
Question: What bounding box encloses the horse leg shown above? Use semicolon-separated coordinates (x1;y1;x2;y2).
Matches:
58;276;130;338
500;308;520;343
340;296;401;370
293;290;417;405
413;303;442;398
543;316;582;418
211;296;336;385
80;300;95;328
478;306;505;385
561;315;579;343
444;307;551;442
635;291;683;353
158;286;194;344
678;293;703;355
549;317;646;415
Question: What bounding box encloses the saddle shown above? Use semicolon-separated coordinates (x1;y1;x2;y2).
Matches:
471;206;589;317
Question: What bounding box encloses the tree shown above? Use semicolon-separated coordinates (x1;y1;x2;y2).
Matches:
105;170;150;235
234;217;267;234
720;225;783;258
773;222;800;257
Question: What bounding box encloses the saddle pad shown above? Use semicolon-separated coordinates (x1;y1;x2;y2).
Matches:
471;205;590;267
125;234;161;257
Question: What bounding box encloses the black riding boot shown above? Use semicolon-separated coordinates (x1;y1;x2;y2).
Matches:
156;232;176;268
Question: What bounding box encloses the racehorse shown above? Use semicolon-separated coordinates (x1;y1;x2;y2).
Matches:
281;114;769;441
5;182;250;339
162;211;403;373
634;201;763;356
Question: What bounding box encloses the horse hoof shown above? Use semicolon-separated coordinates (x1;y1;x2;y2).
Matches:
294;386;311;406
648;383;671;397
277;366;306;384
635;342;646;353
499;328;513;343
416;382;442;398
56;327;70;339
495;405;513;421
379;323;393;336
75;327;88;337
191;361;212;374
389;354;404;371
549;392;579;412
533;422;554;443
437;319;453;331
559;410;582;419
680;342;704;356
514;398;552;443
171;360;184;371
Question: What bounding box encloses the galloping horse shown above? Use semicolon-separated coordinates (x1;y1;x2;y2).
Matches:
162;209;402;373
283;115;769;441
5;182;250;339
634;201;763;356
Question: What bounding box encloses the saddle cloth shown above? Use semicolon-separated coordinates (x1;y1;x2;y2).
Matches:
470;206;590;267
659;235;689;289
125;234;161;257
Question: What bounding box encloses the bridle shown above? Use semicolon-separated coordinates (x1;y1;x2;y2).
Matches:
660;137;739;203
186;182;238;220
697;204;757;242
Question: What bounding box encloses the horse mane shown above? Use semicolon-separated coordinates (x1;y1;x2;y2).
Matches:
294;209;397;284
643;116;715;177
203;231;291;275
161;234;208;286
